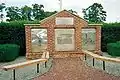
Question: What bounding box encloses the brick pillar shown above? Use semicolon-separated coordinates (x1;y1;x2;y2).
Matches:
95;26;101;54
75;24;82;52
47;25;54;55
25;26;32;59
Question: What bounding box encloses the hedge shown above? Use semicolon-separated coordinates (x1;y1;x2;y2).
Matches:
101;23;120;52
107;42;120;56
0;44;20;62
0;21;120;56
0;20;39;56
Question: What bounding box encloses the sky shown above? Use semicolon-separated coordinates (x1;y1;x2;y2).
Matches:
0;0;120;22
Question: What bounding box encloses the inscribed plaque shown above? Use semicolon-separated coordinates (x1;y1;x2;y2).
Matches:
56;17;73;25
55;29;75;51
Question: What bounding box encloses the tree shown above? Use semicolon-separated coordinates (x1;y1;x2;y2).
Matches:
5;4;57;21
82;3;107;23
32;4;45;20
5;6;22;21
68;9;77;14
0;3;5;22
44;11;57;17
21;5;32;21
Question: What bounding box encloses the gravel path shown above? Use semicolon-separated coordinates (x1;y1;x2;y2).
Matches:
34;57;120;80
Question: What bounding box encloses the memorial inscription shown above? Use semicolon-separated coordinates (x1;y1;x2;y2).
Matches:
57;34;72;44
55;29;75;51
56;17;73;25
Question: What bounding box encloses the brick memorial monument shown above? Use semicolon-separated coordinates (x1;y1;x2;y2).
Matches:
25;10;102;59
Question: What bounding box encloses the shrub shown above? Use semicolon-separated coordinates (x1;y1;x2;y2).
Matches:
101;23;120;52
0;20;39;56
117;41;120;44
107;43;120;56
0;44;20;62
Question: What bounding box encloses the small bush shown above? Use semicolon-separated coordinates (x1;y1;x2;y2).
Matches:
117;41;120;44
107;43;120;56
0;44;20;62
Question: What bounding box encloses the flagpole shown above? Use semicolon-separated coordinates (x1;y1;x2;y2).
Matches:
60;0;62;11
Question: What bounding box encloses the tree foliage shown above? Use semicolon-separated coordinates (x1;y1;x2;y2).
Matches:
32;4;45;20
0;3;5;12
4;4;57;21
5;6;22;21
82;3;107;23
44;11;57;17
21;5;32;21
1;4;78;22
68;9;77;14
0;3;5;22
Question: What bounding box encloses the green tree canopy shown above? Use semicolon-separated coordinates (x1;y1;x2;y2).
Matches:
5;6;22;21
0;3;6;22
0;3;5;12
5;4;57;21
68;9;77;14
21;5;32;21
82;3;107;23
44;11;57;17
32;4;45;20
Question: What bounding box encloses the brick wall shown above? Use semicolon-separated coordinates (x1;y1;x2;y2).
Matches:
25;10;101;59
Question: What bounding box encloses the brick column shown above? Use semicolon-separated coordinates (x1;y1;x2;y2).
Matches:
95;26;101;54
47;25;55;54
75;25;82;52
25;26;32;59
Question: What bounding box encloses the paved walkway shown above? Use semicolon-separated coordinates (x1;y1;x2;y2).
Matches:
34;57;120;80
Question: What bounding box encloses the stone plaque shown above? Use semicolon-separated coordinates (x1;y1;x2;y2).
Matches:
55;29;75;51
56;17;74;25
82;29;96;33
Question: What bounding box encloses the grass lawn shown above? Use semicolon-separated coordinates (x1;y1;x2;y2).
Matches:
0;56;52;80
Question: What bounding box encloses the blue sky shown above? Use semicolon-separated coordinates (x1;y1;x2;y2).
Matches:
0;0;120;22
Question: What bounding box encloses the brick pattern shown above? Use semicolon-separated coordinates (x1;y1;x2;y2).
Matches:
25;26;32;59
25;10;101;59
95;26;101;54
